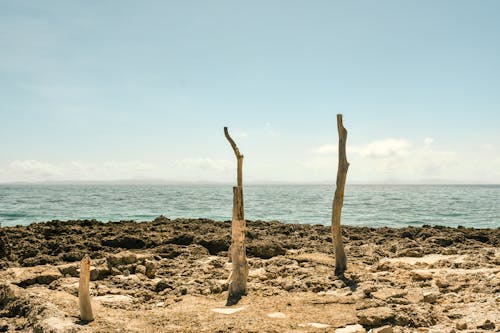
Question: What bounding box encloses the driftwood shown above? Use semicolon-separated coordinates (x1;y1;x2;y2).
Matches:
224;127;248;305
79;255;94;322
332;114;349;275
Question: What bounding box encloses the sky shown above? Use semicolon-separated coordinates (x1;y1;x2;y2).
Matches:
1;1;499;183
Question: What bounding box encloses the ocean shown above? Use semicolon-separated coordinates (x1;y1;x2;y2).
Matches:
0;184;498;228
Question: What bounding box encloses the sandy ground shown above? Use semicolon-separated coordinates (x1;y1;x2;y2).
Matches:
0;217;499;332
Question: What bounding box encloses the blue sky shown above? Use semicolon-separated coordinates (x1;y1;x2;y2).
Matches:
1;1;499;183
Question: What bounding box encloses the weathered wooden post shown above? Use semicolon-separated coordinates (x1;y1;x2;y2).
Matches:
224;127;248;306
79;255;94;322
332;114;349;275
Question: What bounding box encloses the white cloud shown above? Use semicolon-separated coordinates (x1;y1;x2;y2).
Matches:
307;137;463;181
352;138;411;158
314;144;337;155
8;160;64;178
173;158;232;172
313;138;411;158
0;160;158;182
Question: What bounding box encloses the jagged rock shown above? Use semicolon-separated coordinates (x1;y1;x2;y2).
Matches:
60;251;85;262
435;279;450;288
0;237;9;258
90;266;110;281
478;319;495;330
155;244;184;259
422;291;440;304
197;238;229;255
397;248;423;257
107;251;138;267
145;260;157;278
135;264;146;275
102;236;145;249
57;264;79;277
166;233;194;245
155;279;173;292
371;288;407;301
335;324;366;333
247;241;286;259
357;307;394;327
33;316;80;333
8;266;62;287
0;284;14;306
411;270;433;281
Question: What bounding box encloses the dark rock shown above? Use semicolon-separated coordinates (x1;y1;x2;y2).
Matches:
0;284;14;307
478;319;495;330
90;267;110;281
155;244;184;259
21;255;53;267
102;236;145;249
17;271;61;288
155;280;173;292
198;238;229;255
427;237;453;247
247;241;286;259
0;237;9;258
58;264;79;277
61;251;85;262
167;234;194;246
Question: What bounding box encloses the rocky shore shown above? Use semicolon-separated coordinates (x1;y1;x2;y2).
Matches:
0;217;498;332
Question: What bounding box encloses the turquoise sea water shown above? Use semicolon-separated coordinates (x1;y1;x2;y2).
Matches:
0;184;498;228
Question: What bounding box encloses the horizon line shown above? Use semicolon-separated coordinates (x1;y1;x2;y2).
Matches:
0;179;498;186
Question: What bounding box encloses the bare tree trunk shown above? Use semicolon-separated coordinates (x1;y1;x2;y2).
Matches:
224;127;243;187
79;255;94;322
224;127;248;305
227;186;248;305
332;114;349;275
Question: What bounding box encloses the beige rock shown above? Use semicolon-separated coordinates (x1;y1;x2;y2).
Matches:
422;291;440;304
371;288;407;300
267;312;286;319
211;307;245;315
90;265;109;281
94;294;134;306
371;326;393;333
455;322;467;330
309;323;331;328
7;266;62;287
107;251;137;267
135;264;147;275
33;316;80;333
435;279;450;288
357;307;394;326
145;260;157;278
335;324;367;333
411;270;433;281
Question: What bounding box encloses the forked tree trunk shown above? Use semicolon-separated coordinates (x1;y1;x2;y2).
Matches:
224;127;248;305
332;114;349;275
79;255;94;322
